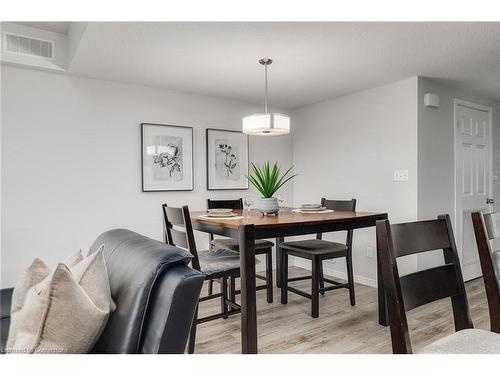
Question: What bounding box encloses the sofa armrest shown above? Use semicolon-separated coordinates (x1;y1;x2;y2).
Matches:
139;265;204;354
1;288;14;353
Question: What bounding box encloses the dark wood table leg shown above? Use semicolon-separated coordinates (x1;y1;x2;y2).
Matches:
377;231;389;326
239;224;257;354
276;237;284;288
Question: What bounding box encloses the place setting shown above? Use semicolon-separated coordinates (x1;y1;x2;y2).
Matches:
292;203;335;214
197;208;245;220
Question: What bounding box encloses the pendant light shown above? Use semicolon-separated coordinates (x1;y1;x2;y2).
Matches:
242;58;290;136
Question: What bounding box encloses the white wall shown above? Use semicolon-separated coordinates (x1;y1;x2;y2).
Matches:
291;77;419;285
417;77;500;270
1;66;293;287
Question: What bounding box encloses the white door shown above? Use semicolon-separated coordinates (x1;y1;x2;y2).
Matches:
455;100;493;281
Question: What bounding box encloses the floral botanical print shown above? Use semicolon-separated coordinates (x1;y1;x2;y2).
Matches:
218;143;237;176
215;139;240;181
152;135;183;181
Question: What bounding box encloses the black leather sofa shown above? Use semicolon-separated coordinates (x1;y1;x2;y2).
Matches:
0;229;204;354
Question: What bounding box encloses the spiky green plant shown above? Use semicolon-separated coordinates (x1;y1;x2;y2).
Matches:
246;162;297;198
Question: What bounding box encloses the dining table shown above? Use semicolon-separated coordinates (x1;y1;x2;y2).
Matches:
190;207;388;354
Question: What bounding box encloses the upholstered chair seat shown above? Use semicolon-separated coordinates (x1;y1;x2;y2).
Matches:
198;250;254;276
420;329;500;354
280;239;348;256
211;238;274;253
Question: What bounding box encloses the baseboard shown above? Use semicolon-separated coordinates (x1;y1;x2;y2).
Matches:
291;258;377;288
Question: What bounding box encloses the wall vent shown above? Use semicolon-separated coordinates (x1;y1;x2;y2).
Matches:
4;33;54;59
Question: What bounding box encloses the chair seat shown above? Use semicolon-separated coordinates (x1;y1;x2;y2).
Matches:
211;238;274;253
198;250;259;276
419;329;500;354
280;239;348;256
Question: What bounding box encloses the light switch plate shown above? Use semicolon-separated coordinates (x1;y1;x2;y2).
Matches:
394;169;409;181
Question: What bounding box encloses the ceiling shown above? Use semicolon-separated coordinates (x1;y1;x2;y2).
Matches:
16;22;72;34
25;22;500;109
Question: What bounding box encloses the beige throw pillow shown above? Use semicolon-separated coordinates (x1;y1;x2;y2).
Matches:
10;258;50;316
10;250;84;315
62;249;85;268
6;248;114;354
7;250;86;346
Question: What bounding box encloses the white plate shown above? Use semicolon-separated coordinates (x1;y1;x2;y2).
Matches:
198;214;244;220
292;209;334;214
208;208;233;214
206;212;238;218
299;207;327;211
300;204;322;209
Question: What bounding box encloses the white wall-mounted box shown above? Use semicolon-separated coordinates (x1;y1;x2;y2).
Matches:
424;93;440;108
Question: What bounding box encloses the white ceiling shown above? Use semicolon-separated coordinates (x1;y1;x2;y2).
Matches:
58;22;500;108
16;22;72;34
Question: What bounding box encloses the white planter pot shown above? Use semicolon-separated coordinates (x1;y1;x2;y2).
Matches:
257;197;279;215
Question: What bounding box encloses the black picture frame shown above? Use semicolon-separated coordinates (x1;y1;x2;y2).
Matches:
206;128;249;190
141;122;194;192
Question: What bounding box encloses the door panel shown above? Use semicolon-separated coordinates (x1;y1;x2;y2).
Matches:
456;102;492;281
461;142;473;195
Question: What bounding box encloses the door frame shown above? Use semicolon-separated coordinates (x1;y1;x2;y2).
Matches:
453;98;493;269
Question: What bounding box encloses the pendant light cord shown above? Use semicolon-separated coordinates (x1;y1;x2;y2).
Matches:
264;64;268;114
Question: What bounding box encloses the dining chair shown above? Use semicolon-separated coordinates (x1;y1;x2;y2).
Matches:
376;214;500;354
471;211;500;333
207;198;274;303
162;204;241;354
279;198;356;318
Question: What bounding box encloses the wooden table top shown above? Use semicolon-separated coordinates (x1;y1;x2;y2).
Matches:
190;207;387;229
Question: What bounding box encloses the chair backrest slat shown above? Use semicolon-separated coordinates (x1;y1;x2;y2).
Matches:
207;198;243;210
376;214;473;354
400;264;460;311
390;220;450;257
162;204;200;271
321;198;356;212
471;211;500;333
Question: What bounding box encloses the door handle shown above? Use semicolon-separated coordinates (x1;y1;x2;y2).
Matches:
487;198;495;204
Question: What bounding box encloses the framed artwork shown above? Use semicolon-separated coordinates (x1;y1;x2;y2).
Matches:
141;123;194;191
206;128;249;190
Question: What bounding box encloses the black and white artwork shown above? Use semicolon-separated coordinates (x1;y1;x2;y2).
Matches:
142;123;193;191
206;128;249;190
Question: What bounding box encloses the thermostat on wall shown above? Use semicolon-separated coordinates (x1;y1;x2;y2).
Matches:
424;93;440;108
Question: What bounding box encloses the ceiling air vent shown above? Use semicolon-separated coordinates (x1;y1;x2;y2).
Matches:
4;33;54;59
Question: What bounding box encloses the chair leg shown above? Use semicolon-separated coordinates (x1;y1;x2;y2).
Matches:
280;251;288;304
265;250;273;303
311;256;320;318
208;280;213;296
319;260;325;296
221;277;229;319
346;250;355;306
229;275;236;310
276;237;284;288
188;306;198;354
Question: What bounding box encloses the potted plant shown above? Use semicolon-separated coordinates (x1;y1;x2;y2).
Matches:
246;162;297;215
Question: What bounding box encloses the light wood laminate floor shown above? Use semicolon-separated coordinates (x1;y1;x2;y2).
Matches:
195;267;490;354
